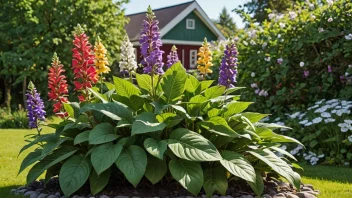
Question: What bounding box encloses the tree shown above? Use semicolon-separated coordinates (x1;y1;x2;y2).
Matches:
0;0;129;112
243;0;295;23
214;7;237;38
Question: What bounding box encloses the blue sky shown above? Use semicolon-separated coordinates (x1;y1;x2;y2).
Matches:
123;0;248;28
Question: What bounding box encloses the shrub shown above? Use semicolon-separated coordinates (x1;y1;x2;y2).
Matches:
232;0;352;115
270;99;352;166
0;106;28;129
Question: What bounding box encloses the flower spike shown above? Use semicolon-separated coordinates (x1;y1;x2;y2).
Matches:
197;38;213;76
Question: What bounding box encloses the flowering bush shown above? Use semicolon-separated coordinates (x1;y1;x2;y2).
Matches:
233;0;352;115
268;99;352;166
18;7;303;198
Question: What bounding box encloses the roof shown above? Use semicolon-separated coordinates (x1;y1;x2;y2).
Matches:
125;1;225;42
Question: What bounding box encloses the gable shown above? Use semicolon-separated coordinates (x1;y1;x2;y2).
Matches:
162;11;218;42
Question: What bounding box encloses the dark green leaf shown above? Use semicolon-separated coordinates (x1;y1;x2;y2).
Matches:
203;166;228;197
89;123;117;144
145;156;167;184
74;130;90;145
143;138;168;160
89;168;111;195
91;142;123;174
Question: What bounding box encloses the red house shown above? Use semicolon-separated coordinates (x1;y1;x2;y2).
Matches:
125;1;225;70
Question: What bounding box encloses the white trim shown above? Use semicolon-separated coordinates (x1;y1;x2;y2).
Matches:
182;49;185;65
132;40;203;46
159;2;225;40
186;19;195;29
189;50;197;69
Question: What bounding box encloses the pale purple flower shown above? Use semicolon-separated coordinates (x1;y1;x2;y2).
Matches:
328;65;332;73
166;45;179;68
304;70;310;78
255;89;260;94
328;17;333;22
139;6;164;74
264;56;271;62
277;58;283;64
251;83;258;88
318;28;324;33
289;11;297;20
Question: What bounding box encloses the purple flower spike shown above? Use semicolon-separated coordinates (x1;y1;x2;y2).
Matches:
218;39;238;88
166;45;179;68
139;6;164;75
26;81;46;129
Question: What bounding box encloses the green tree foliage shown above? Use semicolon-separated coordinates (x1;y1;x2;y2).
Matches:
0;0;129;112
242;0;296;23
214;7;237;38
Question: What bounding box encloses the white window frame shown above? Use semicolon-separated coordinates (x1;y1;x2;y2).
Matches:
186;19;195;29
189;50;197;69
133;48;137;61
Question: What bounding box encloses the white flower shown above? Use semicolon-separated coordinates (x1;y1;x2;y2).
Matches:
290;112;301;119
300;62;305;67
250;40;256;45
318;154;325;158
311;14;316;19
308;104;319;110
312;117;323;124
274;117;281;121
327;0;333;6
349;65;352;68
348;135;352;142
276;14;284;21
277;58;283;64
324;118;335;123
304;122;313;127
251;72;255;77
345;119;352;124
345;34;352;40
258;90;268;97
262;42;268;49
243;41;248;46
248;30;257;38
328;17;333;22
264;57;271;62
318;28;324;33
251;83;258;88
345;72;349;76
345;162;350;166
309;3;315;9
119;35;138;72
327;99;339;104
321;112;331;118
299;120;308;125
278;34;281;38
268;13;276;20
257;51;261;54
289;11;297;20
279;23;285;28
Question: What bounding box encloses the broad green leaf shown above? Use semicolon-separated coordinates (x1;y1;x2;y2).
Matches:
255;122;292;130
113;94;145;112
171;105;192;119
208;108;220;117
88;88;108;103
247;171;264;196
81;102;133;123
64;103;75;117
136;73;158;93
19;134;56;156
198;117;239;137
270;146;297;161
156;112;183;128
104;82;115;90
161;62;187;102
131;112;166;135
200;80;214;91
27;147;77;184
115;145;147;187
89;123;117;144
74;130;90;145
248;149;301;189
91;142;123;174
89;169;111;195
145;156;167;184
59;155;92;197
256;128;303;146
18;149;43;175
223;101;253;117
143;138;167;160
185;75;200;93
204;85;226;99
41;137;69;157
241;112;270;123
168;128;221;161
113;76;141;97
169;159;203;196
118;136;135;147
203;166;228;197
225;87;245;94
220;151;256;182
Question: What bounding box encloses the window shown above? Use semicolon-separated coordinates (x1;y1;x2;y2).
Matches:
189;50;197;68
186;19;195;29
133;48;137;61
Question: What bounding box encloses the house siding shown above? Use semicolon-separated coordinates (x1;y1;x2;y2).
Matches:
135;44;201;70
162;11;218;42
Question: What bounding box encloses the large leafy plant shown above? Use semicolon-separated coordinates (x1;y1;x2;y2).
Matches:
19;61;303;197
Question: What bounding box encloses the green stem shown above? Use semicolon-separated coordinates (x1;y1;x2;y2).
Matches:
100;74;103;94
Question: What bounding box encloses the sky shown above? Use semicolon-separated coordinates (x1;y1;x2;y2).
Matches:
123;0;248;28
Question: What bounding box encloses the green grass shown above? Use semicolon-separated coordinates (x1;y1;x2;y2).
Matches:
0;128;351;198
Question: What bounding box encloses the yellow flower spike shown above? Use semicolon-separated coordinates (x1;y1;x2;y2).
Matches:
94;36;110;75
197;38;213;76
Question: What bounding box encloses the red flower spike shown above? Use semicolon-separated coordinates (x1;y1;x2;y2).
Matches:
48;53;69;117
72;24;98;102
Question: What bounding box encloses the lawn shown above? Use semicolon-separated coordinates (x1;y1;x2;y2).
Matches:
0;128;351;198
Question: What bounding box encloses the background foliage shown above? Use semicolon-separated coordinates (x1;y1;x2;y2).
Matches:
0;0;129;112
